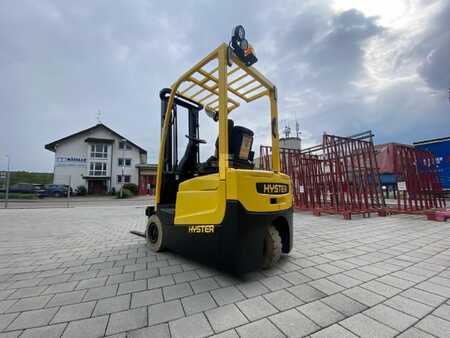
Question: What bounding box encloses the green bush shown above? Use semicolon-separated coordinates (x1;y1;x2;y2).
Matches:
76;185;87;196
123;183;138;195
116;188;133;199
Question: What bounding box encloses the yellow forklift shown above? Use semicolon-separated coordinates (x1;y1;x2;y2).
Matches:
138;26;293;273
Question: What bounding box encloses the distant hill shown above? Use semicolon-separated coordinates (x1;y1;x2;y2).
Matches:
6;171;53;185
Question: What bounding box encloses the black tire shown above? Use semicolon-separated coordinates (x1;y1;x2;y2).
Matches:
145;215;166;252
262;225;282;269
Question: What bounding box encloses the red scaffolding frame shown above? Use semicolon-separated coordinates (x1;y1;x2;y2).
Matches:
388;144;446;213
260;132;386;219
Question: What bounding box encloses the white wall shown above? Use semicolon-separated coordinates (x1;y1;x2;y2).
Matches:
51;126;145;192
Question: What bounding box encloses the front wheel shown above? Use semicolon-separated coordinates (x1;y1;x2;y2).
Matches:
262;225;282;269
145;215;166;252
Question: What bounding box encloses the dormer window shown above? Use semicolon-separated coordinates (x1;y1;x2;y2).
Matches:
119;141;132;150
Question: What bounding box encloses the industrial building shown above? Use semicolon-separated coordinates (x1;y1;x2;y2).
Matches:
45;123;156;195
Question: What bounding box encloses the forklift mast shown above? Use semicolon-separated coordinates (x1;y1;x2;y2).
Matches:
159;88;203;205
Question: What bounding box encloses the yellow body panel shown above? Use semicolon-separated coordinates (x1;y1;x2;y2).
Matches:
174;174;226;225
174;169;292;225
226;169;292;212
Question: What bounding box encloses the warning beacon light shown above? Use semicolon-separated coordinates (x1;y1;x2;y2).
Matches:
229;25;258;67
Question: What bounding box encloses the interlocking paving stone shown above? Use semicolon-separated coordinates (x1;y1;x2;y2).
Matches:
181;292;217;315
269;308;320;337
106;307;147;335
7;286;46;299
5;295;52;313
148;275;175;290
321;293;367;316
190;277;220;294
343;286;386;307
20;323;67;338
384;295;433;318
236;318;284;338
327;274;361;288
211;286;245;306
310;324;358;338
260;276;292;291
42;281;78;295
75;277;107;290
0;313;18;331
364;303;417;331
433;304;450;321
263;289;304;310
46;290;86;307
297;300;345;327
0;301;16;314
236;296;278;321
127;323;170;338
83;285;118;301
117;279;147;295
360;280;401;298
401;287;446;307
51;301;96;323
93;294;130;316
340;313;398;337
308;278;345;295
205;304;248;332
288;283;326;302
280;271;312;285
7;307;58;330
106;272;134;285
169;313;213;338
236;281;269;298
415;315;450;337
62;315;109;338
148;299;184;326
163;282;193;301
131;288;163;308
396;327;435;338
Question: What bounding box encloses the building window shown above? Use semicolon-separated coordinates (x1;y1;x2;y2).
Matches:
89;162;107;176
117;175;131;183
118;158;132;166
119;141;132;150
90;144;108;158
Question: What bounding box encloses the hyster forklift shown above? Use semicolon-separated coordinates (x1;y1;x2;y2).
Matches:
141;26;293;273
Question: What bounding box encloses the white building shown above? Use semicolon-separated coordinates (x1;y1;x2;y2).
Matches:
45;123;149;194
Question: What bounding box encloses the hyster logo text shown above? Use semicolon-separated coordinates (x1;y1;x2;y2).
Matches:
188;225;215;234
256;183;289;195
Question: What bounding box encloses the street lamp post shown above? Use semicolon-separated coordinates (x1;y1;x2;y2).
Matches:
4;155;10;209
120;139;126;198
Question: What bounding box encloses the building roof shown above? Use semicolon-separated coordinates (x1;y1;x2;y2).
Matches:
413;136;450;146
45;123;147;154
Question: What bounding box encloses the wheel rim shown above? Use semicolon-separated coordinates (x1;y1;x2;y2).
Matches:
148;223;159;243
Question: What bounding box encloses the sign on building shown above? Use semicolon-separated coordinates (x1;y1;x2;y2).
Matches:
55;156;87;167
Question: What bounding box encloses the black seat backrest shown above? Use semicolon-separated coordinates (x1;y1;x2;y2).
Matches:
177;140;198;181
230;126;254;161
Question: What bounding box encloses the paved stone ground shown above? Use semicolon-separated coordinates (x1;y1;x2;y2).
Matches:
0;206;449;337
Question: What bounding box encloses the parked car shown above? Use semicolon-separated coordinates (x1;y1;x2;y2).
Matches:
46;184;72;197
8;183;48;198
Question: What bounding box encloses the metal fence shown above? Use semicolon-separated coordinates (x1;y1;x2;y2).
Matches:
261;132;386;219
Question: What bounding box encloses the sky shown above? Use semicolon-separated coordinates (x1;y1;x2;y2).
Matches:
0;0;449;171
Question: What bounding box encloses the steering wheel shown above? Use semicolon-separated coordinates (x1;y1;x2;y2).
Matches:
185;135;207;144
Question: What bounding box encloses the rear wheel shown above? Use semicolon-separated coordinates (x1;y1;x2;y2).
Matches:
262;225;282;269
145;215;166;252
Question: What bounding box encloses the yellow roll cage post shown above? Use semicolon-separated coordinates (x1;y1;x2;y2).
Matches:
155;43;281;208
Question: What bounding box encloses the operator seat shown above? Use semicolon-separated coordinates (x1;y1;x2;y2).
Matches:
200;119;255;173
